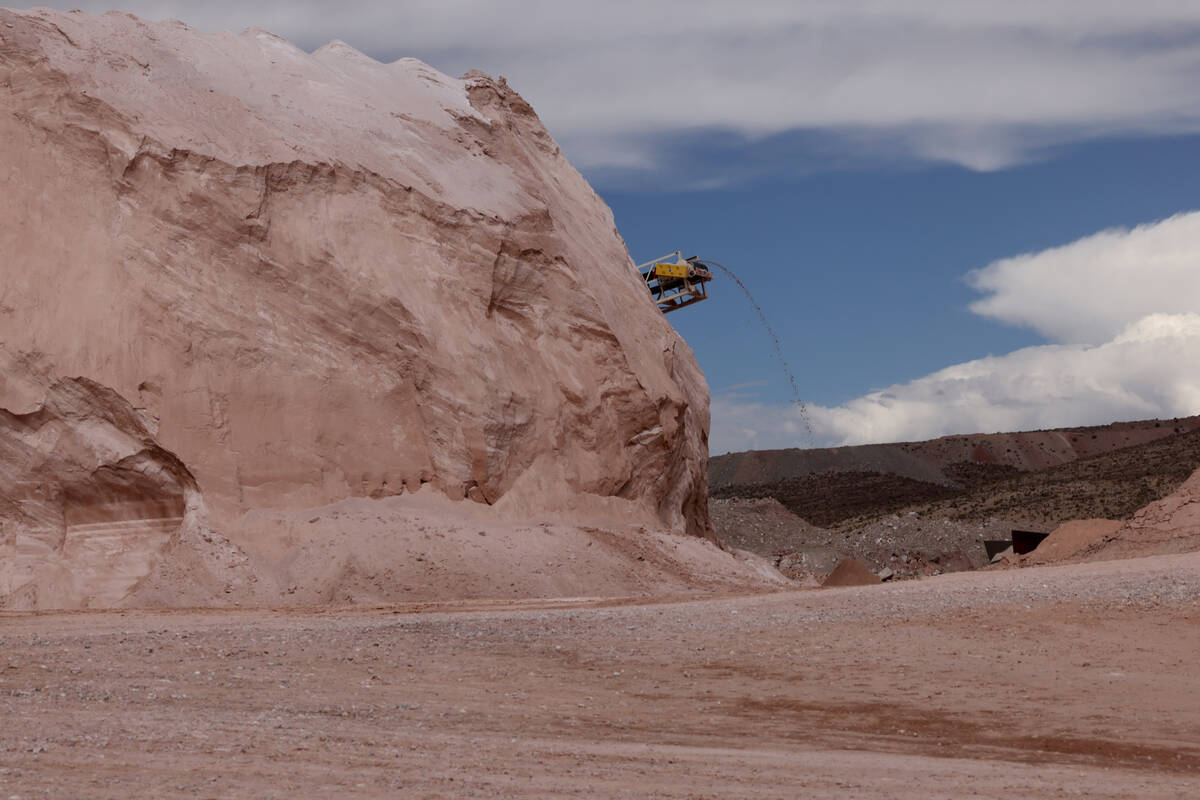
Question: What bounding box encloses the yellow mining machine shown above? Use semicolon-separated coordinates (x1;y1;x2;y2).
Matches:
637;252;714;314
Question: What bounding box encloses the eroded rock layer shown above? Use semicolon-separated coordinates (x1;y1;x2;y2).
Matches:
0;354;198;608
0;9;723;607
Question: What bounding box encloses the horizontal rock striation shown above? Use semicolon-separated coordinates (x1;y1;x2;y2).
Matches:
0;355;198;608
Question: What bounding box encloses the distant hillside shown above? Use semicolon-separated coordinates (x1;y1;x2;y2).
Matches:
712;416;1200;490
710;444;954;489
897;426;1200;527
711;415;1200;529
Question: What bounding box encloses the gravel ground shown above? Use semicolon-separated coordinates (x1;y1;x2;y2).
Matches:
2;552;1200;798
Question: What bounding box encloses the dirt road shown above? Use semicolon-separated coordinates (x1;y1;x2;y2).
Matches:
3;553;1200;798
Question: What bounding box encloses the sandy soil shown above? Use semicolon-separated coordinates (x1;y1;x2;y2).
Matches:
122;493;787;611
2;553;1199;798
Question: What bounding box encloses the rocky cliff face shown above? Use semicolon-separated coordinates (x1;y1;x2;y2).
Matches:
0;9;720;608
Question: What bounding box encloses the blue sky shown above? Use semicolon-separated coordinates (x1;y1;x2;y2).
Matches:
32;1;1200;452
607;133;1200;408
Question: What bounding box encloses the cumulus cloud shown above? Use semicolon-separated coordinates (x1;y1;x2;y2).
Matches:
713;312;1200;452
968;212;1200;345
712;212;1200;452
27;1;1200;174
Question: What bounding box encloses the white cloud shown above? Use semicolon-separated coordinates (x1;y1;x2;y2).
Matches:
968;212;1200;345
712;212;1200;452
25;1;1200;173
713;312;1200;452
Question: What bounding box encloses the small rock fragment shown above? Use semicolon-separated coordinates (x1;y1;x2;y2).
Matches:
822;558;881;588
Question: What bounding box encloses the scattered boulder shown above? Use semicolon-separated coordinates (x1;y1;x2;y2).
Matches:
931;550;973;573
777;546;842;577
822;558;881;588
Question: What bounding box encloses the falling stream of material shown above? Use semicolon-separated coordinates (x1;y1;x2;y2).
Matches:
699;259;812;437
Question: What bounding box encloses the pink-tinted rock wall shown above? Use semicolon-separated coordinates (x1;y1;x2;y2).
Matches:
0;9;715;606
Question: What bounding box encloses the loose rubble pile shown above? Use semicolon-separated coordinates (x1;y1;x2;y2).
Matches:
710;497;1027;581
